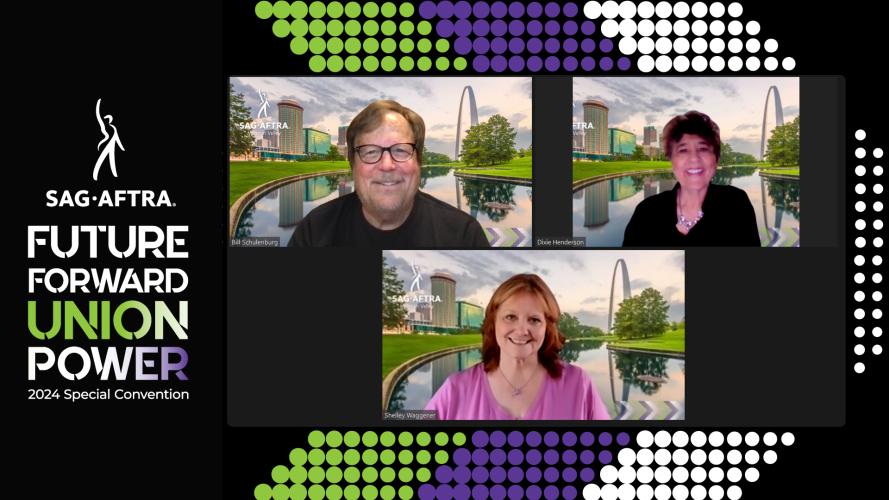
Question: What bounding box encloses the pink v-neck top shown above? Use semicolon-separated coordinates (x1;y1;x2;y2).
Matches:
424;362;611;420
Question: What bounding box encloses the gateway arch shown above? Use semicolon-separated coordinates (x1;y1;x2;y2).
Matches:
760;85;785;161
607;259;632;333
455;86;479;161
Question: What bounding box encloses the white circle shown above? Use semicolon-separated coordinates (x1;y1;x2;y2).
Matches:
855;344;866;355
619;37;638;54
728;2;743;17
744;468;759;482
654;485;671;500
618;484;635;500
875;184;884;194
876;237;885;248
690;467;707;483
745;450;760;465
727;56;743;71
727;467;742;483
876;148;885;158
763;451;778;464
638;19;655;36
856;237;866;248
855;165;866;176
674;2;691;18
673;467;690;483
856;147;867;158
691;449;707;465
854;272;865;283
673;431;690;447
690;431;707;447
746;38;761;53
875;165;884;176
637;448;655;465
875;291;883;301
876;273;885;283
763;432;777;447
727;432;742;447
727;486;743;500
710;20;726;36
690;485;707;500
855;129;867;140
656;37;672;54
874;309;883;319
602;1;620;19
655;466;672;483
726;450;742;465
856;219;866;230
691;2;708;17
746;21;761;35
854;256;865;267
709;467;725;483
855;325;865;336
601;485;618;500
583;483;601;500
637;466;654;483
744;432;759;447
728;20;743;36
710;2;726;17
673;449;690;465
618;1;637;18
638;55;656;72
656;19;672;36
656;55;673;72
602;19;620;37
780;433;795;446
728;38;743;53
709;449;725;465
672;485;689;500
855;201;866;212
876;201;884;212
710;38;726;53
655;1;673;18
692;55;708;71
674;38;691;53
710;56;726;71
856;183;867;194
638;37;655;54
619;19;638;36
692;20;708;36
637;485;654;500
855;291;865;302
655;448;672;465
618;448;637;466
764;38;778;52
618;466;636;484
855;362;866;373
638;1;656;19
746;57;760;71
854;308;864;319
709;485;725;500
601;465;619;484
782;57;796;70
876;220;885;230
874;345;883;355
691;38;708;53
654;431;672;448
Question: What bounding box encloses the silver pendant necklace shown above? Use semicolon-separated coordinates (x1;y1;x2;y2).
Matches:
499;366;536;396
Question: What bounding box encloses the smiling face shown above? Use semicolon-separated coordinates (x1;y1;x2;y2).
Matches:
494;292;548;362
670;133;718;191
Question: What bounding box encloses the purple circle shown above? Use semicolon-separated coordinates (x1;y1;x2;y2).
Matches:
419;1;437;19
617;432;631;446
507;432;523;447
544;38;560;53
508;38;525;54
526;486;542;500
508;20;524;36
472;448;490;466
598;450;613;464
543;467;559;483
455;19;472;36
418;484;436;500
543;449;559;465
491;19;507;36
580;450;595;464
507;467;524;483
544;2;560;17
526;431;542;447
581;38;595;52
527;20;543;36
473;2;490;18
562;432;577;447
491;37;507;54
490;485;506;500
454;448;472;466
528;56;543;71
562;449;577;465
436;465;454;483
562;486;578;500
543;486;559;500
473;19;490;36
599;39;613;53
507;449;523;465
455;466;472;485
455;1;472;19
491;1;507;18
544;20;560;36
527;2;543;18
436;485;454;499
438;1;455;18
437;20;455;37
580;432;595;447
472;431;490;448
472;466;489;484
490;431;506;448
563;38;578;53
562;467;577;482
598;432;613;446
563;3;579;16
543;431;559;447
491;55;507;72
563;56;578;70
526;466;542;483
473;37;490;54
454;485;471;500
472;485;489;500
580;468;595;482
507;486;523;500
490;449;506;465
581;21;596;35
544;55;560;71
526;449;542;465
473;55;490;72
455;37;472;54
563;20;578;36
490;466;506;484
508;2;524;17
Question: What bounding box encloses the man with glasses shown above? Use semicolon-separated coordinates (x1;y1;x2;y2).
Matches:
291;100;490;247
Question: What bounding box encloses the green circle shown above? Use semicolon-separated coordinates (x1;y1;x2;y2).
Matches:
435;57;449;71
291;19;309;36
344;466;361;483
309;1;326;18
397;450;413;465
308;466;326;483
398;486;412;500
327;1;344;18
454;57;467;70
363;3;380;17
345;485;361;500
344;20;361;36
380;432;396;447
272;19;291;37
255;1;274;19
362;449;378;465
309;19;326;36
345;38;361;54
344;449;360;465
363;56;380;71
327;20;344;37
308;485;325;500
379;449;395;465
290;484;308;500
362;467;378;483
381;2;397;17
344;431;361;447
308;37;326;54
399;3;414;16
327;448;344;465
399;57;414;71
415;468;430;482
398;468;413;482
271;465;289;483
328;54;345;72
327;466;344;483
435;39;449;53
434;432;448;446
291;1;308;18
398;39;414;53
399;21;414;36
363;20;379;36
362;431;378;447
416;432;431;446
417;56;431;70
272;484;290;500
308;449;325;465
363;38;380;53
381;20;397;36
417;39;431;53
380;486;396;500
345;56;361;71
434;450;449;464
290;448;308;466
380;38;396;54
453;433;466;446
379;467;395;483
345;1;361;18
255;483;273;500
416;450;431;464
327;37;345;54
397;432;413;447
272;1;291;19
362;485;378;500
327;485;344;500
291;466;308;484
417;21;431;35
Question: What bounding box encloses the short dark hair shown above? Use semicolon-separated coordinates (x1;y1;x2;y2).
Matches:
662;111;721;161
346;100;425;166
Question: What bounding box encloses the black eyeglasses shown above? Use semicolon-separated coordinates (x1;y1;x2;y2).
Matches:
354;143;416;164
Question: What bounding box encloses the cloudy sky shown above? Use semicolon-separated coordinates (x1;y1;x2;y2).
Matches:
232;76;532;159
573;77;799;157
384;250;685;330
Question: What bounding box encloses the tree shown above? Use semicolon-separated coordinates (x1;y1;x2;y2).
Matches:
459;114;517;166
382;256;407;330
421;146;451;165
558;313;583;338
719;142;735;166
612;287;670;339
229;83;254;160
326;144;343;162
631;145;646;161
765;116;800;166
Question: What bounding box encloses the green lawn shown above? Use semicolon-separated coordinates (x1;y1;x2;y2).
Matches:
230;160;350;206
760;167;800;177
573;161;672;183
606;328;685;354
451;156;532;179
382;333;482;379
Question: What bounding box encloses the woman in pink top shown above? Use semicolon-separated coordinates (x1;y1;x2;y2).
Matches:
425;274;611;420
